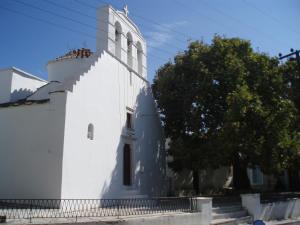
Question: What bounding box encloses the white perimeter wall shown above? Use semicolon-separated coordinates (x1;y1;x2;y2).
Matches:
61;51;167;199
0;70;12;103
0;92;67;198
47;58;95;83
0;68;47;104
11;71;47;102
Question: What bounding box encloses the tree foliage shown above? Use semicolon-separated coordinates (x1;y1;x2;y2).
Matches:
152;35;300;191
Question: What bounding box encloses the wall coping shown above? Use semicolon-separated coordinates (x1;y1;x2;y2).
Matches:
193;197;212;203
241;193;260;197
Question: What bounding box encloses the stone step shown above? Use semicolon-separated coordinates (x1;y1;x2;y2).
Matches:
213;205;244;213
237;216;253;224
211;216;252;225
212;218;237;225
265;218;300;225
213;210;248;220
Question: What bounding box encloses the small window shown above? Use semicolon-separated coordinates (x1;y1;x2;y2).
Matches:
87;123;94;140
126;112;132;129
123;144;132;186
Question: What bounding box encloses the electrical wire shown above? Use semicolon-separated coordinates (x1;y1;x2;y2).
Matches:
10;0;177;57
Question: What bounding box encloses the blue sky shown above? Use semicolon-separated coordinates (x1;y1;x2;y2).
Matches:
0;0;299;82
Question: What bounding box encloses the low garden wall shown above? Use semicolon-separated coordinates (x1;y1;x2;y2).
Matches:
241;193;300;221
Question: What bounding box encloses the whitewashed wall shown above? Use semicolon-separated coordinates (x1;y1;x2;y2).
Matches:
0;4;166;200
60;51;167;199
11;70;47;102
47;58;95;83
0;92;67;198
0;69;12;103
242;193;300;221
0;68;47;104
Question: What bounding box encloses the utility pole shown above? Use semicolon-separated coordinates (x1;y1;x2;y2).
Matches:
279;48;300;77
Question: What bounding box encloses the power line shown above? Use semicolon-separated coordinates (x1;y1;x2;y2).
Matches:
199;0;290;46
75;0;191;44
10;0;177;57
0;4;170;63
44;0;95;20
242;0;299;37
0;6;170;79
95;0;192;40
13;0;96;30
173;0;289;47
44;0;185;52
0;5;95;39
172;0;238;36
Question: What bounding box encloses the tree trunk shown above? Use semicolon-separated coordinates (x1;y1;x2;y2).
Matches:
288;169;300;191
192;169;200;195
232;153;251;191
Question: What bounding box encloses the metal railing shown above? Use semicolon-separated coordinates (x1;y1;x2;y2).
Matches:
0;197;198;221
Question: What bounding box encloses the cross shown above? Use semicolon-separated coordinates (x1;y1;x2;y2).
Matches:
123;5;129;17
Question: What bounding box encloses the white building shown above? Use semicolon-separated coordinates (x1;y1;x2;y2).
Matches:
0;5;167;199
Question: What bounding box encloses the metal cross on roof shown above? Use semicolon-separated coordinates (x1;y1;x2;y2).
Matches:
123;5;129;17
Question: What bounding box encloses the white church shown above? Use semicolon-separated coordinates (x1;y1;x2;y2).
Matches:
0;5;167;199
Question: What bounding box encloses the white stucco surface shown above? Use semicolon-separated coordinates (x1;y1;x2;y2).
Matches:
0;67;47;104
47;57;96;83
0;92;67;198
242;193;300;221
0;69;12;103
60;51;166;199
0;5;167;199
27;81;62;101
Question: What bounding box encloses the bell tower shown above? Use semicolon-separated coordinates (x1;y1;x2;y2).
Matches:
96;5;147;78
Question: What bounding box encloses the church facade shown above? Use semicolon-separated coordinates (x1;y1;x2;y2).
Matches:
0;5;167;199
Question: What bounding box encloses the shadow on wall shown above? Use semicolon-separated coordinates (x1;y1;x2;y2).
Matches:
171;167;232;196
100;86;168;198
10;88;34;102
260;199;300;220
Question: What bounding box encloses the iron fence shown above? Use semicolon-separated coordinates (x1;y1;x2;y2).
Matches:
0;197;198;221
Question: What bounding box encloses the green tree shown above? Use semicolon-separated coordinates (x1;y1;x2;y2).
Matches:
152;35;300;193
279;60;300;190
